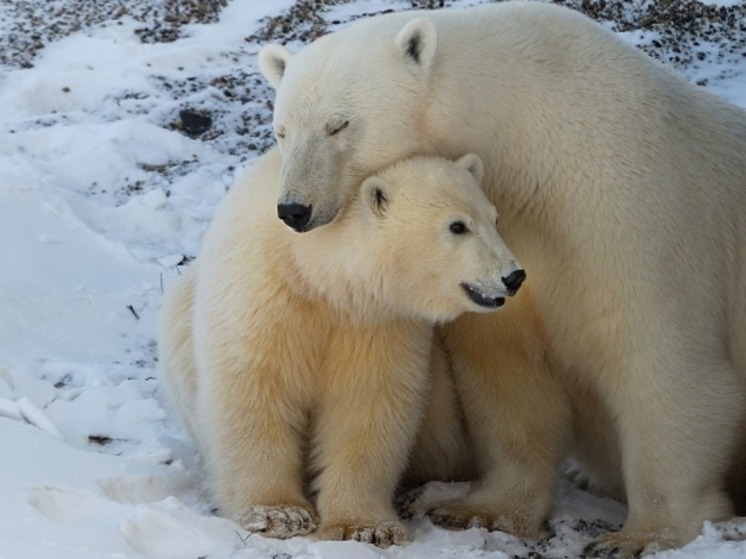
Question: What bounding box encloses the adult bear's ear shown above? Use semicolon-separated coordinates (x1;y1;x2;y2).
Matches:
455;153;484;184
394;18;437;70
361;176;391;219
258;44;294;89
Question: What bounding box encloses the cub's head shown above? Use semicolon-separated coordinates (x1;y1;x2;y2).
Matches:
357;154;524;323
259;14;439;232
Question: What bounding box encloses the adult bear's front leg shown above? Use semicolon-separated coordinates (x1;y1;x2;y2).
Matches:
313;321;432;548
584;351;741;558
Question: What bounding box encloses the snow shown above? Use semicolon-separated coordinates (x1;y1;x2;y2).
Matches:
0;1;744;558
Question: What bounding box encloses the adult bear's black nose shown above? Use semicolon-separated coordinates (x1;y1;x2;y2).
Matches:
502;269;526;296
277;203;312;232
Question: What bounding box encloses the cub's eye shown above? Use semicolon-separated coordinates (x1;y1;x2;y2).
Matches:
275;129;286;140
449;221;469;235
327;120;349;136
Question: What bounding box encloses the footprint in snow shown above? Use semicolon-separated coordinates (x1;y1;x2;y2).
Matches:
28;485;111;523
99;468;199;504
121;497;249;559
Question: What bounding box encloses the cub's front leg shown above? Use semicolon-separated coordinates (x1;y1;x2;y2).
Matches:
195;312;318;539
430;295;573;539
313;321;433;547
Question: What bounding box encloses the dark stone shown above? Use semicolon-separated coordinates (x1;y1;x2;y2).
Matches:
179;108;213;138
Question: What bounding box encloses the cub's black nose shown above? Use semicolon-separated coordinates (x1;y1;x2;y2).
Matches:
277;203;312;232
502;269;526;295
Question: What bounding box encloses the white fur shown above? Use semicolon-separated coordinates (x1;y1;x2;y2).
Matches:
158;148;521;546
259;2;746;555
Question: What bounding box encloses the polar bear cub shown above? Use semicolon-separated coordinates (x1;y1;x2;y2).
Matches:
158;147;524;546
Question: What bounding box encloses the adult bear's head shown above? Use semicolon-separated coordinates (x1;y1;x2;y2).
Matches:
259;14;439;232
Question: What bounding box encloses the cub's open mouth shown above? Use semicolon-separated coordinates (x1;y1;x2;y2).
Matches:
461;283;505;309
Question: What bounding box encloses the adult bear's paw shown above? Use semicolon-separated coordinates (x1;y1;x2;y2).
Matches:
583;529;676;558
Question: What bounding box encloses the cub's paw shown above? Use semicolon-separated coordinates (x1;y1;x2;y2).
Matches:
319;520;411;548
584;530;675;558
238;504;318;539
427;502;546;539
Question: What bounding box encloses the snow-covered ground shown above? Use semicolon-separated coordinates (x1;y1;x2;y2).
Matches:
0;1;745;558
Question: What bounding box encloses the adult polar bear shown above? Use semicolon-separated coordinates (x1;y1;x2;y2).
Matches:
258;1;746;556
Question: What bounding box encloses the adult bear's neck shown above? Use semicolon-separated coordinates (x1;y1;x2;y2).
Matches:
425;107;546;227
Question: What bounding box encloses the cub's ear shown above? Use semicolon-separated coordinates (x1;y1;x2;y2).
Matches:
258;44;294;89
394;18;437;69
455;153;484;184
361;176;391;218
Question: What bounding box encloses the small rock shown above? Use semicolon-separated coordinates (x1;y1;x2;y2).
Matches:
178;109;212;138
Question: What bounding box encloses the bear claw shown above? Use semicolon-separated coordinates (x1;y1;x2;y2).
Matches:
584;530;671;559
427;503;546;539
319;520;410;548
238;504;318;538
